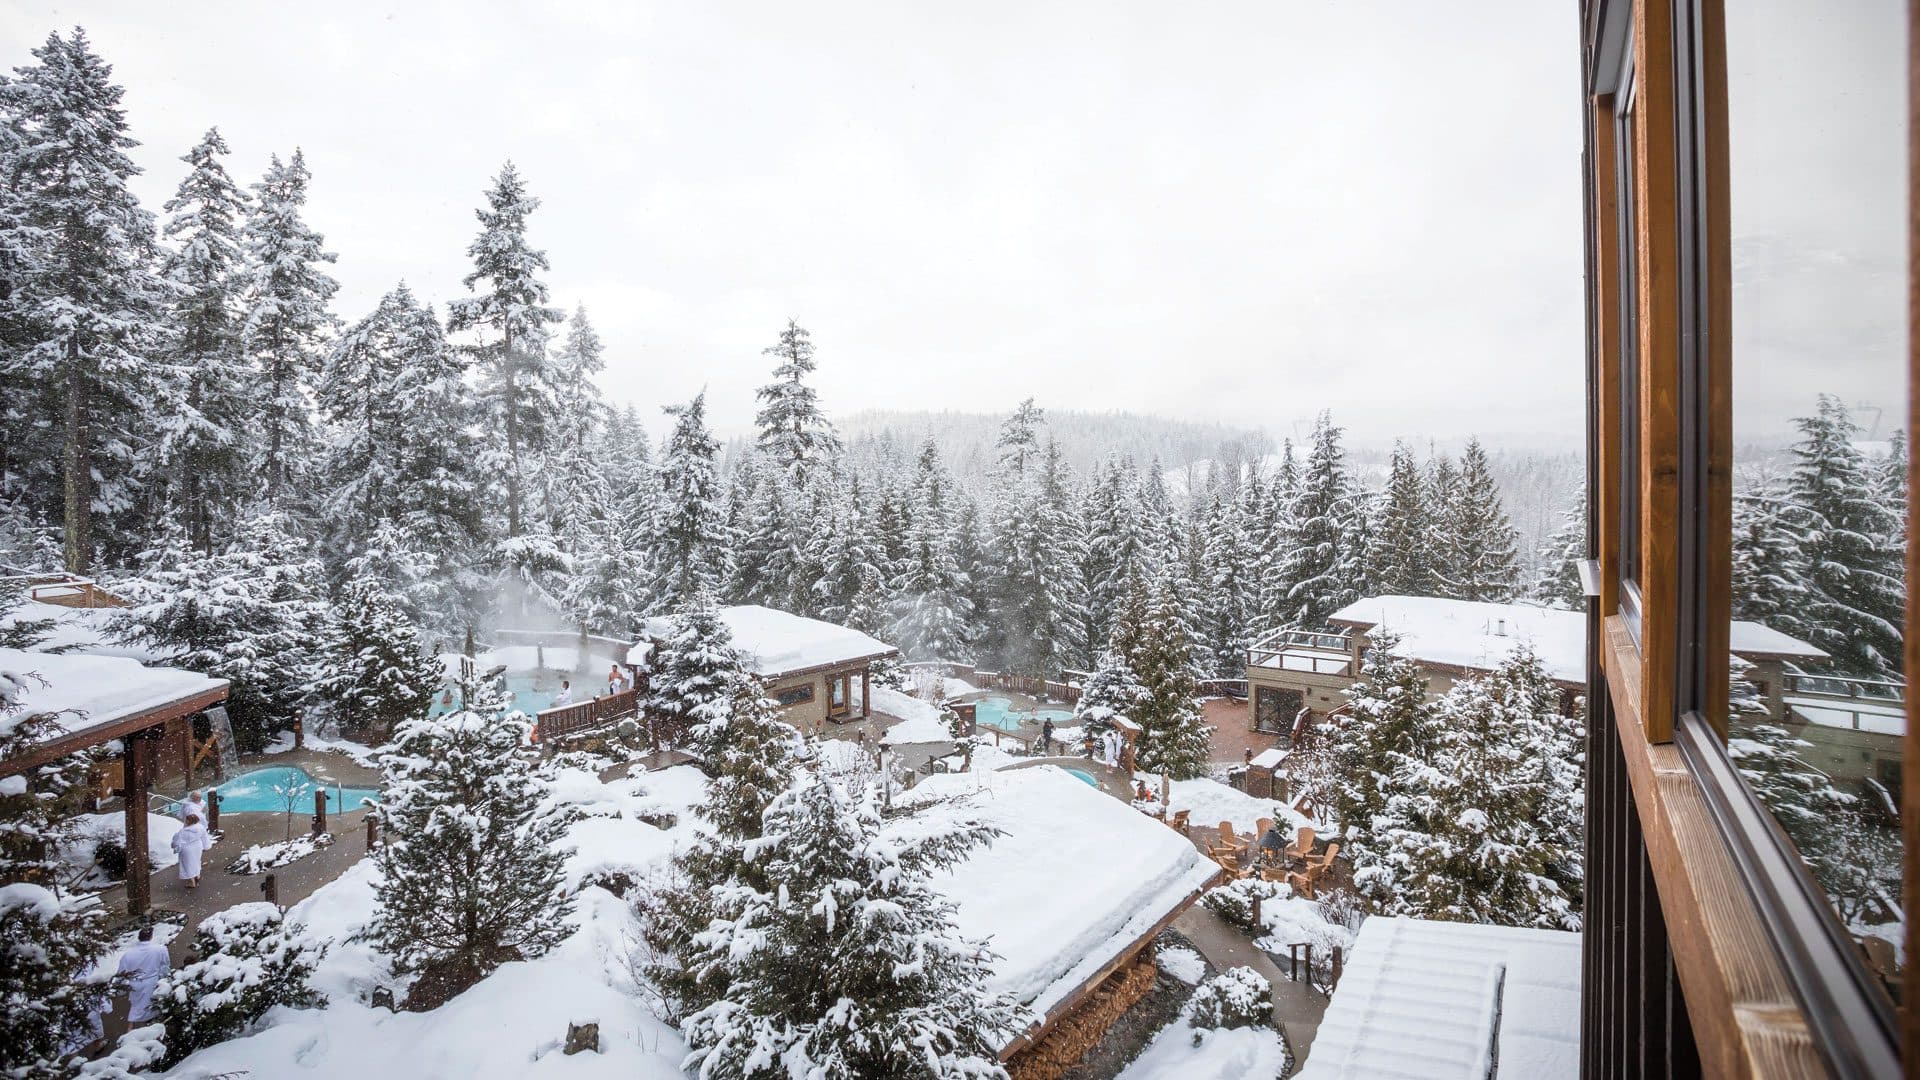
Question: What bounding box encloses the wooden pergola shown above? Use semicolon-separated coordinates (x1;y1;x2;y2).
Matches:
0;650;228;915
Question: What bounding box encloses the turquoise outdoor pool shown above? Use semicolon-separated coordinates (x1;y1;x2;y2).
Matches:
432;673;561;718
179;766;380;815
1063;768;1099;787
972;696;1075;733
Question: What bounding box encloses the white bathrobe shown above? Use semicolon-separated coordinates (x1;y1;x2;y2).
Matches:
171;822;208;882
177;798;206;824
116;940;170;1023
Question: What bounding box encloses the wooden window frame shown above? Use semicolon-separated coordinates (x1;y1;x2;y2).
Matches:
775;684;814;708
1585;0;1912;1073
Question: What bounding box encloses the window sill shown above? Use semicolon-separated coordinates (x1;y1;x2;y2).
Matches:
1600;614;1826;1077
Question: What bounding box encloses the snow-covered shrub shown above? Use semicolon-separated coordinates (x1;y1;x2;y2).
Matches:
1201;877;1283;931
93;837;128;881
78;1024;168;1079
1187;967;1272;1042
153;902;326;1061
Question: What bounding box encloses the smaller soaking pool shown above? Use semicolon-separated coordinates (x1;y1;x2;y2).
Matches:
180;766;379;815
1062;767;1099;788
972;697;1075;733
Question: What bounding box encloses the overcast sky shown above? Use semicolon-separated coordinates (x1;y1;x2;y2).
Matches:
6;2;1894;452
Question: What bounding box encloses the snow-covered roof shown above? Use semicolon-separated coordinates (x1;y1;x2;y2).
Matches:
640;605;897;679
1299;915;1581;1080
1;647;227;745
1328;595;1823;684
1249;748;1286;770
0;599;159;662
897;767;1218;1040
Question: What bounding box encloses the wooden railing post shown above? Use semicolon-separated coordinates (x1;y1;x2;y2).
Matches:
261;873;278;906
312;788;327;835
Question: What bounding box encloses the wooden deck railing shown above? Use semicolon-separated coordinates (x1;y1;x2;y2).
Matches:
533;687;643;743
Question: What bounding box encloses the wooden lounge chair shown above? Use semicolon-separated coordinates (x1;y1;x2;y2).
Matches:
1167;808;1191;834
1205;822;1247;862
1211;853;1246;880
1284;826;1317;863
1289;842;1340;897
1257;864;1290;884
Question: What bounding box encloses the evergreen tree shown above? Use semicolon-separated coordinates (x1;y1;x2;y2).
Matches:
888;441;972;661
1437;439;1522;602
320;578;441;739
652;392;729;613
1113;571;1212;778
0;30;169;572
1199;488;1256;678
679;769;1030;1079
1730;481;1810;631
0;669;112;1077
730;461;803;610
153;903;325;1065
1363;441;1439;598
445;162;562;538
646;587;746;750
1529;486;1587;610
1071;650;1150;744
239;149;338;508
995;398;1045;480
156;127;252;552
367;701;573;1008
1332;631;1431;846
813;478;890;636
754;319;841;485
544;305;611;549
647;671;799;1017
1785;395;1905;677
112;514;329;750
1278;413;1359;629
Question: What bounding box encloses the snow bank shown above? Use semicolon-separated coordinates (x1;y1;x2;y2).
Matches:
1117;1021;1288;1080
641;605;895;679
873;686;953;745
262;728;381;766
1157;945;1206;985
58;812;184;883
897;767;1218;1017
164;767;706;1079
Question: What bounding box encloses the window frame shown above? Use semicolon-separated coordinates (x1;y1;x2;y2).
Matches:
774;684;814;708
1589;0;1909;1072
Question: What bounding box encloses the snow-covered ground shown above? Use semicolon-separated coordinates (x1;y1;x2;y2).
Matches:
1157;944;1206;985
872;685;954;745
1156;775;1317;835
162;766;712;1078
1116;1014;1289;1080
262;728;381;767
57;812;185;887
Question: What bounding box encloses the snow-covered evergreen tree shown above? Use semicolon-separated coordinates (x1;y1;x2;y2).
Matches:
730;461;804;611
1277;413;1359;629
652;392;729;613
112;514;329;750
239;149;338;508
445;162;563;539
544;305;611;549
156;127;252;553
1730;480;1811;634
0;30;168;572
995;398;1046;481
1529;486;1587;610
319;578;441;739
1436;439;1522;602
1071;650;1150;745
1112;571;1212;778
1332;631;1430;845
646;587;746;750
678;769;1030;1079
153;902;325;1063
888;440;973;661
1363;441;1438;599
1784;395;1905;678
367;701;573;1007
813;478;890;636
0;671;112;1077
754;319;841;486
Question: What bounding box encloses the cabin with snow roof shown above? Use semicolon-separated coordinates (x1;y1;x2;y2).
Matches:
637;605;899;731
1243;595;1829;743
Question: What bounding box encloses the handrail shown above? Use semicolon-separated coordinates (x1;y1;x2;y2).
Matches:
532;687;644;743
1782;672;1905;701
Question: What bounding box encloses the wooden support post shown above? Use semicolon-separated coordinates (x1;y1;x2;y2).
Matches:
177;716;191;786
292;718;304;750
366;815;379;850
1251;894;1263;929
124;730;154;916
207;788;220;832
861;668;871;719
1331;945;1343;991
312;788;327;835
261;873;278;907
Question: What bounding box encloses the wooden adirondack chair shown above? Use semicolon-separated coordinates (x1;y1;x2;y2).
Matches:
1284;825;1317;863
1289;842;1341;897
1167;808;1191;834
1206;822;1247;862
1257;863;1290;884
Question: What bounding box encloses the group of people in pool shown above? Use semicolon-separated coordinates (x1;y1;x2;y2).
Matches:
546;663;638;709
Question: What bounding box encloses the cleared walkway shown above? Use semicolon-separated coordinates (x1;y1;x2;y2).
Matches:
1173;905;1328;1071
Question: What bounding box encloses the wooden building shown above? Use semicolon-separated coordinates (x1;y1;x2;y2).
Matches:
638;605;899;731
0;648;229;915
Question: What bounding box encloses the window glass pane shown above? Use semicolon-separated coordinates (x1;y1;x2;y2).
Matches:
1726;0;1907;1006
1617;95;1643;608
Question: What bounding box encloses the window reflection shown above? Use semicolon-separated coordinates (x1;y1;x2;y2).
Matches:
1725;0;1907;1005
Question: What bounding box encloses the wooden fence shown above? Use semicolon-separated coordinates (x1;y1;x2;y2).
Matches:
533;687;643;743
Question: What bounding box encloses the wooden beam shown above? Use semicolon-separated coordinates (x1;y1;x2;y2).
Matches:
124;728;154;916
0;686;229;778
1698;0;1732;739
1905;0;1919;1054
1601;617;1825;1076
1592;94;1623;618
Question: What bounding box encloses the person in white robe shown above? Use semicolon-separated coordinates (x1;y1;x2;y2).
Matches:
116;926;169;1024
552;680;574;708
171;814;208;887
177;790;206;824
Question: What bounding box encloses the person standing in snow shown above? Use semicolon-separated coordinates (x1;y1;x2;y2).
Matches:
552;680;573;708
1040;717;1055;755
178;789;206;823
171;813;209;888
115;926;170;1025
